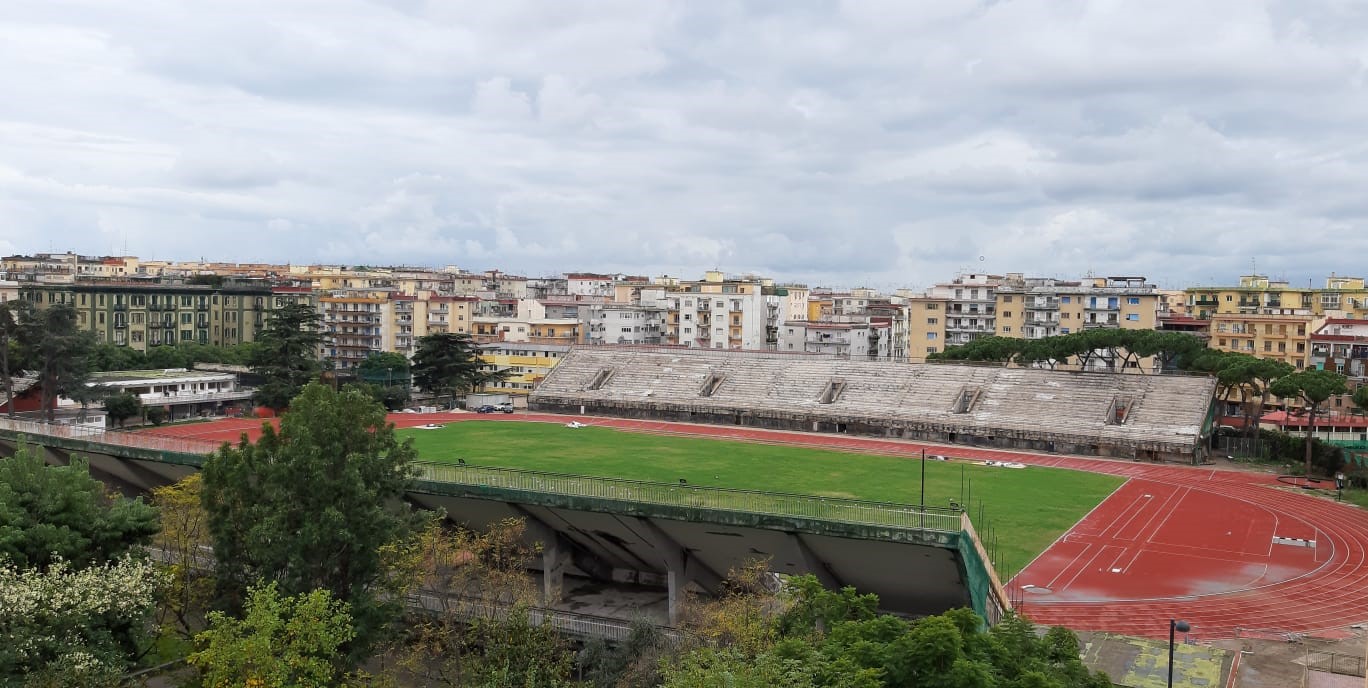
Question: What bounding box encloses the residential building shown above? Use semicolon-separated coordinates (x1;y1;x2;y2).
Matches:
996;276;1161;342
1207;313;1314;369
660;271;771;350
475;343;572;397
19;279;312;352
779;318;892;359
472;298;583;346
925;274;1006;347
318;289;393;370
586;303;667;345
906;295;951;363
1310;320;1368;379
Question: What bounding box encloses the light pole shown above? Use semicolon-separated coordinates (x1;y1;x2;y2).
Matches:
1336;472;1346;502
1169;618;1190;688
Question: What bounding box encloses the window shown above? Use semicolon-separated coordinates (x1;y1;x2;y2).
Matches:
97;312;105;324
1128;297;1140;305
1002;326;1012;332
1061;312;1070;319
1126;314;1140;321
926;303;939;310
1060;327;1070;334
1264;341;1272;352
926;346;937;353
1219;338;1227;346
927;333;938;340
1003;295;1013;302
927;318;938;324
1003;311;1012;318
1225;295;1233;302
1061;297;1071;304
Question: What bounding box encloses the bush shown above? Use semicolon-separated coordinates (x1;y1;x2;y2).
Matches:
145;406;167;426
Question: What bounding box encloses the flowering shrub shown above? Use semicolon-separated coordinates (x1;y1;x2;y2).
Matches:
0;556;164;685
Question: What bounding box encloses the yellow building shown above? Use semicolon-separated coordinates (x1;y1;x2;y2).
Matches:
996;277;1160;340
1207;313;1314;369
474;343;571;396
906;295;950;362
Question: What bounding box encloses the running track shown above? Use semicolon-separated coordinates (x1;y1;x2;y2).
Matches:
143;412;1368;640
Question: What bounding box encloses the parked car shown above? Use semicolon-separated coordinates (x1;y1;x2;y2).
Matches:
495;402;514;413
474;405;497;414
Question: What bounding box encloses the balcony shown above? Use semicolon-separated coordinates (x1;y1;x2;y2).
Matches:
1025;298;1059;310
113;303;127;311
1193;298;1218;306
137;389;254;405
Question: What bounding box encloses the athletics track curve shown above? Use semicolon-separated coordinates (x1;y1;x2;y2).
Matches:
142;412;1368;640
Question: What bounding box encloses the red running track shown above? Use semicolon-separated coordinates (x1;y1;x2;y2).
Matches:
142;412;1368;640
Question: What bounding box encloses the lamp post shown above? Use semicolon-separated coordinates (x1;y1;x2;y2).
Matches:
1337;472;1346;502
1169;618;1190;688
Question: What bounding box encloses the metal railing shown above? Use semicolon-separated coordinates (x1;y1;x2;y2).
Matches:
0;417;223;456
412;463;963;533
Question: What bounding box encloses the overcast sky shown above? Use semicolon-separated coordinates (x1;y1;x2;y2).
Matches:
4;1;1368;291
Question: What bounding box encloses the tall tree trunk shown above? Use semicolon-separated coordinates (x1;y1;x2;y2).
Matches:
1305;401;1317;477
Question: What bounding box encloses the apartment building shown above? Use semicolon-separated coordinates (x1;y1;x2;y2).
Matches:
585;303;667;345
996;277;1161;340
19;279;312;352
660;271;770;350
318;289;394;370
472;298;583;346
475;343;572;397
906;295;951;363
1310;320;1368;379
778;318;892;359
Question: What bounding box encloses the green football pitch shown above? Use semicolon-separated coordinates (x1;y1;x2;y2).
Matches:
398;421;1123;577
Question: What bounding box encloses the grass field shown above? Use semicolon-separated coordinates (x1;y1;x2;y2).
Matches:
399;421;1124;576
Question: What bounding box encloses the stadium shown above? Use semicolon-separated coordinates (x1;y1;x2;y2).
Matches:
529;347;1219;464
122;345;1368;650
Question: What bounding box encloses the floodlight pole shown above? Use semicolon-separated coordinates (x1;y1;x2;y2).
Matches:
920;449;926;509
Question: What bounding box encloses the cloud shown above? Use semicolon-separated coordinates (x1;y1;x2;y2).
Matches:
3;0;1368;288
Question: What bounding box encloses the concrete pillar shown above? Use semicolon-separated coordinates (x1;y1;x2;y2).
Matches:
634;517;723;624
542;534;572;603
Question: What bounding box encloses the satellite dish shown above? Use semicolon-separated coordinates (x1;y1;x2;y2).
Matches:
979;256;985;261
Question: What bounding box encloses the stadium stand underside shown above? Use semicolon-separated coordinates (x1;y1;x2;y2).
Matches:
530;348;1219;463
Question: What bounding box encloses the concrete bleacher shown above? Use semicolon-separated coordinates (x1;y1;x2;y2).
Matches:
531;347;1219;462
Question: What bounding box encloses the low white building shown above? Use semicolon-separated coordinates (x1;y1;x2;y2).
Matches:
76;368;254;421
585;303;667;345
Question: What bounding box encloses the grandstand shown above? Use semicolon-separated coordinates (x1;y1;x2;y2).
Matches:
530;348;1219;463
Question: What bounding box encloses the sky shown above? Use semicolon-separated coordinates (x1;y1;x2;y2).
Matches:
4;1;1368;292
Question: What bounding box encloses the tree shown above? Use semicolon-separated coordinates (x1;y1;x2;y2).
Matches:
0;555;164;686
1270;369;1349;476
0;444;159;570
18;303;98;422
150;474;213;640
201;382;417;663
145;405;167;426
358;351;410;386
0;300;33;418
410;333;507;407
248;302;323;411
189;582;354;688
103;391;143;428
88;343;147;372
1355;385;1368;416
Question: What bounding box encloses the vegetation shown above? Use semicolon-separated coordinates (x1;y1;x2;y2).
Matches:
1270;369;1350;476
0;444;163;684
399;422;1123;575
0;444;159;570
410;332;508;407
247;301;323;411
103;390;143;428
0;300;32;418
18;302;100;422
89;341;259;372
189;583;355;688
201;382;418;662
928;329;1207;373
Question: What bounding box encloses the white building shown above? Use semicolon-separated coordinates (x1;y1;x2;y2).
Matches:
778;319;892;359
586;303;667;345
78;368;254;421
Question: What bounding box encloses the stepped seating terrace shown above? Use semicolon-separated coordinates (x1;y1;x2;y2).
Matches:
532;348;1218;461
